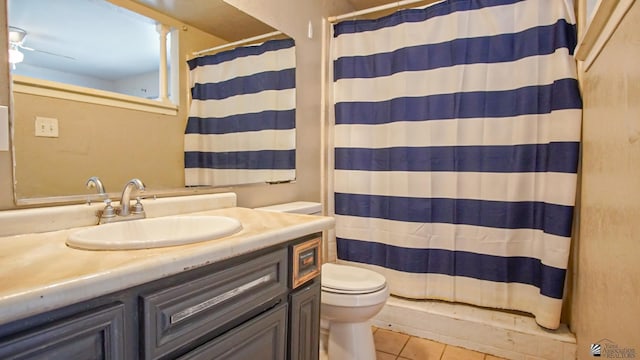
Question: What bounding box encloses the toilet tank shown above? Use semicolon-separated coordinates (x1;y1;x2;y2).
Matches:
254;201;321;215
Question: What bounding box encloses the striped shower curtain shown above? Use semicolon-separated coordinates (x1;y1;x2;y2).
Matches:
185;38;296;187
332;0;581;329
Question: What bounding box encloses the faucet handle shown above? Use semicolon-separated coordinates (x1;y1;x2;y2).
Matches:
101;199;117;218
132;197;145;215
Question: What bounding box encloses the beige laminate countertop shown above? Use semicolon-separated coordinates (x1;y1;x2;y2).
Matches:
0;207;334;326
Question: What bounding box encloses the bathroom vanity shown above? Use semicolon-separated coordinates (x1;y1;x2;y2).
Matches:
0;196;333;360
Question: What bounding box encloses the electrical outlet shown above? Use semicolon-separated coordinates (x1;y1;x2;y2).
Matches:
35;117;59;138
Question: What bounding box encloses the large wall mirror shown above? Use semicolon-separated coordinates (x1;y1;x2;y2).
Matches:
7;0;296;204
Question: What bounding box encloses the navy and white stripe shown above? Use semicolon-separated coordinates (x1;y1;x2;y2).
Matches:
332;0;581;329
185;38;296;186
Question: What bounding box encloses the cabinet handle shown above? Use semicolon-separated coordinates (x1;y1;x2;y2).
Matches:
170;273;274;324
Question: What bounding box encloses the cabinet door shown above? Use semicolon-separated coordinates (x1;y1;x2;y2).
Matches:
177;304;288;360
0;303;125;360
141;249;287;360
289;279;320;360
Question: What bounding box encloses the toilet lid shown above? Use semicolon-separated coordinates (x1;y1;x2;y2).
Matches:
321;263;386;294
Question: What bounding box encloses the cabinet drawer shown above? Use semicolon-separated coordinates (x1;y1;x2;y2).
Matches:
141;249;287;360
177;303;288;360
0;303;125;360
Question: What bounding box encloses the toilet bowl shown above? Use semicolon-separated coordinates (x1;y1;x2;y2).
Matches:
254;202;389;360
321;263;389;360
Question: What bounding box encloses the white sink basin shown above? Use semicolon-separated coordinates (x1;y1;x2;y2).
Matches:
67;216;243;250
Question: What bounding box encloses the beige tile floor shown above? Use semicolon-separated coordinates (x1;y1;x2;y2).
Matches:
373;327;508;360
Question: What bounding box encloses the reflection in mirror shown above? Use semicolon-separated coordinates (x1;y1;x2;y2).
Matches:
8;0;167;100
185;38;296;187
8;0;296;204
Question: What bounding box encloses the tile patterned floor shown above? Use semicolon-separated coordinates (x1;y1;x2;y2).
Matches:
373;327;508;360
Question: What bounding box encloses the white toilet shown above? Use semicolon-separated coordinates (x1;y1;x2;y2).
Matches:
255;201;390;360
320;262;389;360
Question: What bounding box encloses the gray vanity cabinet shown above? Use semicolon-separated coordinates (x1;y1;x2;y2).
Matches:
0;303;126;359
177;303;288;360
141;249;288;360
0;233;322;360
289;279;321;360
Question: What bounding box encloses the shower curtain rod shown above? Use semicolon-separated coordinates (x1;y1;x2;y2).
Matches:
328;0;443;23
192;30;283;57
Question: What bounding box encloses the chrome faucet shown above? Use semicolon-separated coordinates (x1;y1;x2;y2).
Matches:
119;178;145;217
93;178;147;224
86;176;107;198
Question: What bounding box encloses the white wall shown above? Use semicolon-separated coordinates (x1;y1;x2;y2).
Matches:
113;70;159;99
12;64;161;99
11;63;115;91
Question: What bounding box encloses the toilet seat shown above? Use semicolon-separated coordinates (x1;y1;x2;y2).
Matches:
321;263;386;294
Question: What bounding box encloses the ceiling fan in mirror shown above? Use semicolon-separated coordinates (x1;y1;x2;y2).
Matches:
8;26;75;69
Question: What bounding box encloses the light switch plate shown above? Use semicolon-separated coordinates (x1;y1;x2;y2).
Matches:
35;116;59;138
